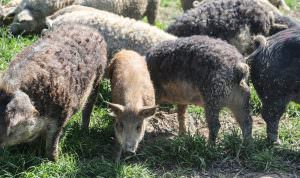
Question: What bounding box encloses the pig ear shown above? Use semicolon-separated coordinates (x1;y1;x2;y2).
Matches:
138;106;157;118
271;23;288;35
17;9;33;22
272;23;288;30
32;107;39;116
193;1;202;8
105;101;125;117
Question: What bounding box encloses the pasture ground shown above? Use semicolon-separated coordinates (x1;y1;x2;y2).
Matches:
0;0;299;177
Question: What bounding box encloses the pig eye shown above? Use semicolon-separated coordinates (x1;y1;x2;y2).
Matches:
136;123;142;131
115;121;123;131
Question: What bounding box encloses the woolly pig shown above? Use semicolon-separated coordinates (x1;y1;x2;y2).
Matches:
180;0;290;11
146;36;252;142
5;0;160;35
74;0;160;24
179;0;298;30
0;0;21;25
47;5;177;58
167;0;288;55
0;24;107;161
107;50;156;161
7;0;74;35
246;27;300;144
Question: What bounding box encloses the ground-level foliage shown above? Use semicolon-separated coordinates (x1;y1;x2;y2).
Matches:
0;0;299;177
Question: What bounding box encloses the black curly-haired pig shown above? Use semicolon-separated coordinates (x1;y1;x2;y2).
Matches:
146;35;253;142
247;27;300;144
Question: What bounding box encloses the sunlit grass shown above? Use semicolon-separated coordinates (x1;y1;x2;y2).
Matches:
0;0;299;177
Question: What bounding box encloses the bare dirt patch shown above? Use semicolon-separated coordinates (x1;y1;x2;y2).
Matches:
145;110;265;141
289;11;300;19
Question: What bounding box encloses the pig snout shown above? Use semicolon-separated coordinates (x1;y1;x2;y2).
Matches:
124;142;137;153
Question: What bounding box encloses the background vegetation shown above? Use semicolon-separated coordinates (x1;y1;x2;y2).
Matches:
0;0;299;177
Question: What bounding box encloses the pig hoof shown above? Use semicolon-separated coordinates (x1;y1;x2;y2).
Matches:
115;156;121;163
267;133;281;145
178;129;187;135
47;153;58;162
272;139;282;145
267;138;282;145
208;139;216;146
242;137;253;146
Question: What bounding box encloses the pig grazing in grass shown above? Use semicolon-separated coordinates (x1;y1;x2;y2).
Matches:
146;36;252;142
247;27;300;144
180;0;290;11
107;50;156;160
3;0;160;35
167;0;288;55
0;24;107;161
47;5;176;58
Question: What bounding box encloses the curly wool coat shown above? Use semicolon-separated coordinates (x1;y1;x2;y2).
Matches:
146;35;252;142
47;5;176;58
166;0;287;54
0;24;107;160
180;0;290;11
6;0;160;35
247;27;300;144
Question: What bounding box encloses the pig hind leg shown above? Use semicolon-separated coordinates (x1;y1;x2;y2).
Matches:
82;83;100;130
261;98;288;144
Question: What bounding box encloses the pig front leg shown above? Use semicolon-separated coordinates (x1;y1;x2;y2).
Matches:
177;104;188;134
114;142;122;163
45;121;62;161
205;104;221;144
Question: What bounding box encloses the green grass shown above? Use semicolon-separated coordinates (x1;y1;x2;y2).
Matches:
0;29;37;70
0;0;11;5
0;0;299;177
285;0;299;10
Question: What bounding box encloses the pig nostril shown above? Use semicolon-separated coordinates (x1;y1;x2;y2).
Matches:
127;149;135;154
125;144;136;154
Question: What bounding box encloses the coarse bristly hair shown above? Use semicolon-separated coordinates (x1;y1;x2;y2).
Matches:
0;24;107;161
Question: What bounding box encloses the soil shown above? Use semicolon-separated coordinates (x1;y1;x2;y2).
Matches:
145;110;203;139
145;110;265;141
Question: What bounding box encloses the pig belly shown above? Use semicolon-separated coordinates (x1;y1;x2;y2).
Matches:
159;81;204;106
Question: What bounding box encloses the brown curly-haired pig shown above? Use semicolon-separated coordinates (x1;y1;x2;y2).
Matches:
107;50;156;161
0;24;107;161
146;36;252;142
